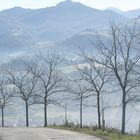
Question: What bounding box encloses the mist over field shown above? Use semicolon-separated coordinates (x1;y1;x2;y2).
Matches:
0;0;140;135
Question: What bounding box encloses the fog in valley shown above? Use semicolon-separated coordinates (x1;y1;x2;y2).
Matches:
0;0;140;135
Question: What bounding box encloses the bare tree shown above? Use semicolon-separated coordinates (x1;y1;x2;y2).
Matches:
87;23;140;134
29;53;64;127
75;52;110;129
0;79;13;127
67;80;92;128
6;66;38;127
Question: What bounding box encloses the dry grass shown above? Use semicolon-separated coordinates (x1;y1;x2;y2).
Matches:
49;125;140;140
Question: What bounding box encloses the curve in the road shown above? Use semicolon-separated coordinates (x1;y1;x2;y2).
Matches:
0;128;102;140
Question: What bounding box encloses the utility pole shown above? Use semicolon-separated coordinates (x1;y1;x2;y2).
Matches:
102;98;105;131
138;121;140;136
64;102;68;126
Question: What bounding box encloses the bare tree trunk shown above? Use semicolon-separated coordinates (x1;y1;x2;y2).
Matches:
80;97;83;128
1;108;4;127
121;93;126;134
25;101;29;127
44;98;48;127
97;94;101;129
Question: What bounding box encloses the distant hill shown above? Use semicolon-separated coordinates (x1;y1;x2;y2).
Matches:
124;9;140;18
105;7;140;18
105;7;123;14
0;0;137;62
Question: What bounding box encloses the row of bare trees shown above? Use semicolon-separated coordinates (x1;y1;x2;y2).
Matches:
0;23;140;134
74;23;140;134
0;54;65;127
62;23;140;134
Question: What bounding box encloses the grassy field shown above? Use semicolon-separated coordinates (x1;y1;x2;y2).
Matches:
49;126;140;140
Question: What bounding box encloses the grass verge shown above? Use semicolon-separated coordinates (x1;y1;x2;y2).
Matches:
49;126;140;140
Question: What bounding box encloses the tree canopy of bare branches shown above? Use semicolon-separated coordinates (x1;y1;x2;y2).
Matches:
5;65;39;127
75;51;111;129
0;78;13;127
28;53;64;127
85;23;140;134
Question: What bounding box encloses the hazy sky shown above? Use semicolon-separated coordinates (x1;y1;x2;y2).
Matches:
0;0;139;11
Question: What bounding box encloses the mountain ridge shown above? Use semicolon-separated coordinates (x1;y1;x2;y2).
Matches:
0;0;137;62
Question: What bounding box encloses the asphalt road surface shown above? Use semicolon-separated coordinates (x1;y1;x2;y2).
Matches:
0;128;102;140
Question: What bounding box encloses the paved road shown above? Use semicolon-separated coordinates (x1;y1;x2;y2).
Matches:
0;128;102;140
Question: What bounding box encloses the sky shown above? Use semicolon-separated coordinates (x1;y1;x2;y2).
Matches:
0;0;140;11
